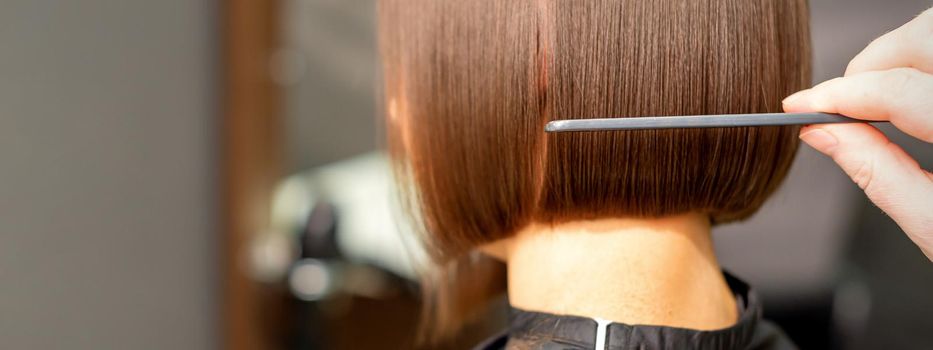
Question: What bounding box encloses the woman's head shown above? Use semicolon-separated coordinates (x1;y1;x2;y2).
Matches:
380;0;810;339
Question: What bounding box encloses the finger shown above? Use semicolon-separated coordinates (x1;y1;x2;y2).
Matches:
782;68;933;143
799;123;933;259
846;7;933;76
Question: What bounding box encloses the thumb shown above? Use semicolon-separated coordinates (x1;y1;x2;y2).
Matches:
799;123;933;259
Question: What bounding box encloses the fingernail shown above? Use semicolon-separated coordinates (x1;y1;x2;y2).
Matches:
799;128;838;155
782;90;810;111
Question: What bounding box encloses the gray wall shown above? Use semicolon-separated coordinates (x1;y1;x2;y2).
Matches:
0;1;216;349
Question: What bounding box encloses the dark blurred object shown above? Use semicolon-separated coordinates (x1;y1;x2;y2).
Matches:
284;201;337;349
283;199;410;349
302;202;340;259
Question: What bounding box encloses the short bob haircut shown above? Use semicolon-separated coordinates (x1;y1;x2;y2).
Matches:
379;0;811;341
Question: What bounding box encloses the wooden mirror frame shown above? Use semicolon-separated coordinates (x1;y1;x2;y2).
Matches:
221;0;283;348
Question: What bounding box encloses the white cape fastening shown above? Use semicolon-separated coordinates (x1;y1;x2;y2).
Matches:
593;317;612;350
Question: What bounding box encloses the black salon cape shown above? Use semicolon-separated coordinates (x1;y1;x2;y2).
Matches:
473;272;797;350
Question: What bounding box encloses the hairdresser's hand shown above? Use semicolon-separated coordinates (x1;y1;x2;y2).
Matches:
782;8;933;261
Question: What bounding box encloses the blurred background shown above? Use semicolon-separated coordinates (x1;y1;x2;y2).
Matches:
2;0;931;349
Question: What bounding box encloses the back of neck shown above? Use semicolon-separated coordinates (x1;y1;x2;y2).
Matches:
504;212;737;330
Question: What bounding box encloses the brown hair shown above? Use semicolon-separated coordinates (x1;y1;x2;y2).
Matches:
379;0;811;342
